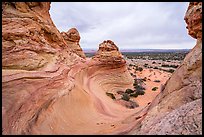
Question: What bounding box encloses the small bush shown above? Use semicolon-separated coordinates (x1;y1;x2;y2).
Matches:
135;66;143;72
133;82;137;87
170;65;178;68
138;67;143;72
168;69;175;73
121;93;130;101
133;79;138;86
152;87;158;91
152;61;156;64
137;90;145;95
125;89;134;94
161;64;170;67
144;64;148;67
135;85;145;91
130;92;139;97
106;92;116;100
142;77;147;82
154;80;160;83
154;67;158;69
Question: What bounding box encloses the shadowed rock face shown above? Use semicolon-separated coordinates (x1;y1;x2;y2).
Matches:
61;28;86;58
131;2;202;135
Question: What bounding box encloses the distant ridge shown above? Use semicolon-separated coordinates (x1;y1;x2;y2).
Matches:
83;48;190;53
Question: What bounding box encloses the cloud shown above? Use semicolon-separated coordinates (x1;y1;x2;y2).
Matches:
50;2;196;49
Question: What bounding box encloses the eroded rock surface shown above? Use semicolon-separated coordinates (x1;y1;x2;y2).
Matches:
93;40;126;65
61;28;86;58
2;2;84;134
184;2;202;39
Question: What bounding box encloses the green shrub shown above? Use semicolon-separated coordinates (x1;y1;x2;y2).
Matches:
121;93;130;101
144;64;148;67
170;65;178;68
133;79;138;86
154;80;160;83
130;92;139;97
142;77;147;82
138;67;143;72
168;69;175;73
152;87;158;91
162;64;174;68
135;66;143;72
135;85;145;91
137;90;145;95
133;82;137;87
125;89;134;94
154;67;158;69
106;92;116;100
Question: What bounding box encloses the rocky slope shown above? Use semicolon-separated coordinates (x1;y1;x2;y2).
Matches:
130;2;202;135
61;28;86;58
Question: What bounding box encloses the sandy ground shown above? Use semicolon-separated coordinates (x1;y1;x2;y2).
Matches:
130;68;171;107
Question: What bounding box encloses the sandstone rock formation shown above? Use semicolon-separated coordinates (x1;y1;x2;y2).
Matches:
2;2;135;135
2;2;83;71
2;2;84;134
61;28;86;58
184;2;202;39
93;40;126;65
130;2;202;135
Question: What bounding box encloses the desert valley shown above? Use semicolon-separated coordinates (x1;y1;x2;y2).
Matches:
2;2;202;135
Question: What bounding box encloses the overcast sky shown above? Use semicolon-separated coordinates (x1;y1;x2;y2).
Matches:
50;2;195;50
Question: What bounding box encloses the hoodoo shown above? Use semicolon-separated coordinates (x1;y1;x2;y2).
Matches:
61;28;86;58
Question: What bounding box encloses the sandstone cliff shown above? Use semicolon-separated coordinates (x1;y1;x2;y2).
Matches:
130;2;202;135
61;28;86;58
